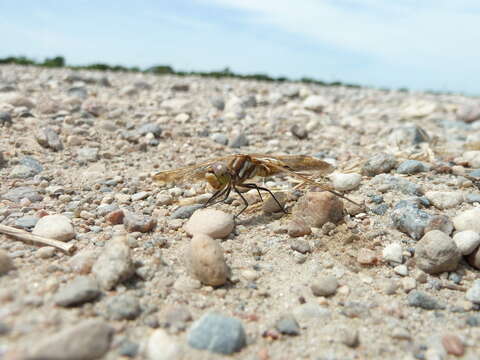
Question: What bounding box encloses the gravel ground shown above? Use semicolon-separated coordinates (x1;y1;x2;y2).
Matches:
1;64;480;359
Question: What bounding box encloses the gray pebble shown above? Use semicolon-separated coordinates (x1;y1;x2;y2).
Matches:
465;193;480;203
211;96;225;111
96;203;119;216
291;239;311;254
372;203;389;215
54;276;101;307
311;275;338;297
20;156;44;173
372;174;424;195
137;122;162;138
170;204;202;219
14;216;38;229
117;339;139;357
35;127;63;151
27;319;113;360
229;133;249;148
415;230;461;274
105;293;141;320
187;312;246;354
67;86;88;98
407;290;445;310
0;111;12;126
397;160;430;174
362;153;397;176
391;202;432;240
0;250;14;275
275;314;300;335
123;211;156;232
388;125;429;145
211;133;229;145
466;279;480;304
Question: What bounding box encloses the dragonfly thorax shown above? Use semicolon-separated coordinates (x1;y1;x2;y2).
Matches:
205;162;232;189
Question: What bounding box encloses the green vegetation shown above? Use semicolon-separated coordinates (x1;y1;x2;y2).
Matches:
0;55;361;88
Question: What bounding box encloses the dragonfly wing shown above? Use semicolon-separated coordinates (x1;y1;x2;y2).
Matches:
250;154;334;176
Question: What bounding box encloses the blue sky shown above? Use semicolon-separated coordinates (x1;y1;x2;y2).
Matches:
1;0;479;94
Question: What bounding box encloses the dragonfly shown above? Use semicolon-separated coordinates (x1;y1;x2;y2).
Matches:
153;154;364;217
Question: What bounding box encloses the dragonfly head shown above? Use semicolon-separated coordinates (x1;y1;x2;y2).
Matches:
205;163;231;189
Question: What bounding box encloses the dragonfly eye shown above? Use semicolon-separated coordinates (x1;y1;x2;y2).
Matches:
212;163;228;177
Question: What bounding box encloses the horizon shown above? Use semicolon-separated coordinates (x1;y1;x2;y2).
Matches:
1;0;479;95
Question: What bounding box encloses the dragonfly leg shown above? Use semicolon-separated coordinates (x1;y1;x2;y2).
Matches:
232;184;249;218
203;186;229;208
242;183;288;214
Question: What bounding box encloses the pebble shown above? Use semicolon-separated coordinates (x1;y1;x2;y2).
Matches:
467;246;480;270
382;242;403;264
146;329;184;360
54;276;101;307
425;191;463;209
292;303;331;324
36;246;55;259
27;319;113;360
0;111;12;125
394;265;409;276
453;230;480;255
287;216;312;237
0;250;14;275
10;164;38;178
415;230;461;274
184;208;234;239
372;174;424;195
123;211;156;232
330;172;361;191
211;96;225;111
105;293;141;320
424;215;454;235
32;214;75;241
68;248;98;274
35;126;63;151
118;339;139;358
158;305;192;333
362;153;397;176
407;290;445;310
92;230;135;290
131;191;149;201
391;203;432;240
186;233;229;286
211;133;229;145
388;124;429;145
187;312;246;354
303;95;327;112
292;192;344;228
357;248;378;265
311;274;338;297
262;192;287;214
291;239;311;254
401;277;416;292
106;209;125;225
275;314;300;335
14;215;38;229
463;151;480;168
453;207;480;232
229;133;249;148
338;327;359;348
170;204;203;219
457;103;480;123
290;124;308;139
466;279;480;304
441;333;465;356
396;160;430;174
77;147;99;162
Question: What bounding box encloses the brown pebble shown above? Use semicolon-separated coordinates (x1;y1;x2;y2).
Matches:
106;209;124;225
288;217;312;237
257;348;270;360
292;192;344;228
357;248;378;265
441;333;464;356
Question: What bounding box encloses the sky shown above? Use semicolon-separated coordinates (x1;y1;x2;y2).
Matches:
1;0;479;94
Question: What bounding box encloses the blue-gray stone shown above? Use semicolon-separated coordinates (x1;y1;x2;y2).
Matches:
96;204;120;216
211;133;229;145
170;204;203;219
20;156;43;173
397;160;430;175
370;195;384;204
2;187;43;203
187;313;246;354
14;216;38;229
229;133;249;148
105;294;141;320
67;86;88;99
117;339;139;357
137;123;162;138
275;314;300;336
407;290;445;310
372;174;424;196
0;111;12;126
211;97;225;111
362;153;397;176
372;203;389;215
391;203;432;240
469;169;480;178
465;193;480;203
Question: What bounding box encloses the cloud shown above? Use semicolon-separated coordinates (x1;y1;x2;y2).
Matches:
199;0;480;70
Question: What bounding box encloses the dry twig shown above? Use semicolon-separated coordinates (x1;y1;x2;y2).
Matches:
0;224;76;254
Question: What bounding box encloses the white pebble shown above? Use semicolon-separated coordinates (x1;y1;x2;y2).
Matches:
330;173;361;192
425;191;463;209
453;230;480;255
146;329;183;360
394;264;408;276
184;209;234;239
453;208;480;232
32;214;75;241
382;242;403;264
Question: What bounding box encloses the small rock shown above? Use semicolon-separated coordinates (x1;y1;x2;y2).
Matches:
131;191;149;201
10;165;38;178
0;111;12;126
262;192;287;214
362;153;397;176
187;312;246;354
7;94;35;109
105;293;141;320
401;277;416;293
457;103;480;123
338;327;359;348
441;333;465;356
123;211;156;232
396;160;430;174
118;339;139;358
146;329;184;360
287;217;312;237
211;133;229;145
391;203;432;240
292;303;331;324
425;215;454;235
395;265;409;277
467;246;480;270
106;209;125;225
311;275;338;297
415;230;461;274
372;174;424;196
35;127;63;151
184;209;234;239
303;95;327;112
1;186;40;203
291;239;311;254
292;192;344;228
425;191;463;209
14;215;38;229
211;97;225;111
32;214;75;241
137;123;162;138
229;133;249;148
77;147;99;162
0;250;14;275
407;290;444;310
54;276;101;307
466;279;480;304
158;305;192;332
382;243;403;264
330;173;361;191
27;319;113;360
186;234;229;286
170;204;203;219
92;230;135;290
453;207;480;232
357;248;378;265
290;124;308;139
68;249;98;274
275;314;300;335
453;230;480;255
36;246;55;259
388;124;429;145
